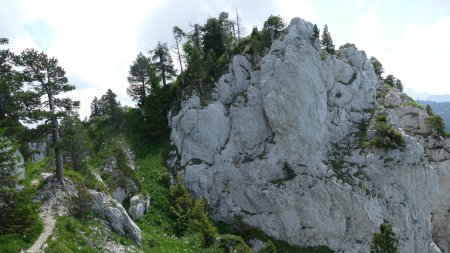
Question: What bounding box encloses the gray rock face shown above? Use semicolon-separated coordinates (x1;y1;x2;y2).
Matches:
128;194;150;221
91;191;142;245
169;18;442;252
14;150;25;180
29;142;47;163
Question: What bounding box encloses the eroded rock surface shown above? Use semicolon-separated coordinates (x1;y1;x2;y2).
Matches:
169;18;444;252
91;191;142;245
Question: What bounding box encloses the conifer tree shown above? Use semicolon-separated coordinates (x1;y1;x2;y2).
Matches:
127;52;152;106
202;17;226;56
321;25;335;54
19;49;79;184
151;42;176;86
90;96;100;116
99;89;122;131
311;24;320;43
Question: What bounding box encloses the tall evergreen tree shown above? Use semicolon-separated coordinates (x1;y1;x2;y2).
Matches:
126;52;152;106
173;26;186;86
0;38;26;130
99;89;122;131
60;114;91;171
321;25;335;54
19;48;79;184
90;96;100;116
202;17;226;56
310;24;320;44
151;42;176;86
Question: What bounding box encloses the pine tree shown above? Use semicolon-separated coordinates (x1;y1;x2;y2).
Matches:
202;17;226;56
151;42;176;86
90;96;100;116
321;25;335;54
370;223;400;253
19;49;79;184
310;24;320;43
126;52;152;106
60;114;91;170
99;89;122;131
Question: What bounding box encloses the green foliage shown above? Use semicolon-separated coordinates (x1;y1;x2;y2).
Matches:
321;25;335;54
310;24;320;44
339;43;357;50
203;17;227;56
70;183;93;219
46;216;135;253
370;56;384;78
152;41;177;86
0;130;43;246
370;115;405;150
370;223;400;253
216;234;252;253
60;114;92;170
320;51;327;61
425;104;433;116
169;183;218;244
263;15;286;41
426;114;447;137
127;52;153;106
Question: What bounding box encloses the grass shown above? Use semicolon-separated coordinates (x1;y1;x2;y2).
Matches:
126;134;216;252
46;216;137;253
0;233;39;253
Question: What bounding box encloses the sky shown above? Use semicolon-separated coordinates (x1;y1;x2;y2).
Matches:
1;0;450;118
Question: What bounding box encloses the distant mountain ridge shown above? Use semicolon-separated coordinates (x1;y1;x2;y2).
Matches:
419;100;450;132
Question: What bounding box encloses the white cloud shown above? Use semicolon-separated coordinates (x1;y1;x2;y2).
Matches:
392;16;450;94
359;11;381;29
272;0;315;22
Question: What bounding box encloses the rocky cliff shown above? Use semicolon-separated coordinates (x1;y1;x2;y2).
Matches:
169;18;450;252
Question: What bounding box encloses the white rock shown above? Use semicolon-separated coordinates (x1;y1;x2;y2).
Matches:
91;191;142;245
128;195;150;221
169;17;441;253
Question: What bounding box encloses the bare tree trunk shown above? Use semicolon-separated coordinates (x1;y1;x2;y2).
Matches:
48;93;64;184
175;40;185;87
236;9;241;42
141;81;146;106
0;91;5;120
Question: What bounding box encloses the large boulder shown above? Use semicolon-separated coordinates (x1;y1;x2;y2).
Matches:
91;191;142;245
169;17;441;252
128;194;150;221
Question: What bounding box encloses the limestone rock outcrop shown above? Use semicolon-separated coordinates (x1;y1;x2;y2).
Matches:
169;17;444;252
91;191;142;245
128;194;150;221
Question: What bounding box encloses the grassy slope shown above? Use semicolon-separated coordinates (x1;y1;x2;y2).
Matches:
127;133;216;252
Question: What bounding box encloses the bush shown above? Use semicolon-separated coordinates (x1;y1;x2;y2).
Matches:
426;114;447;137
169;183;218;245
70;183;93;219
370;223;400;253
260;240;277;253
370;115;405;150
216;234;252;253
